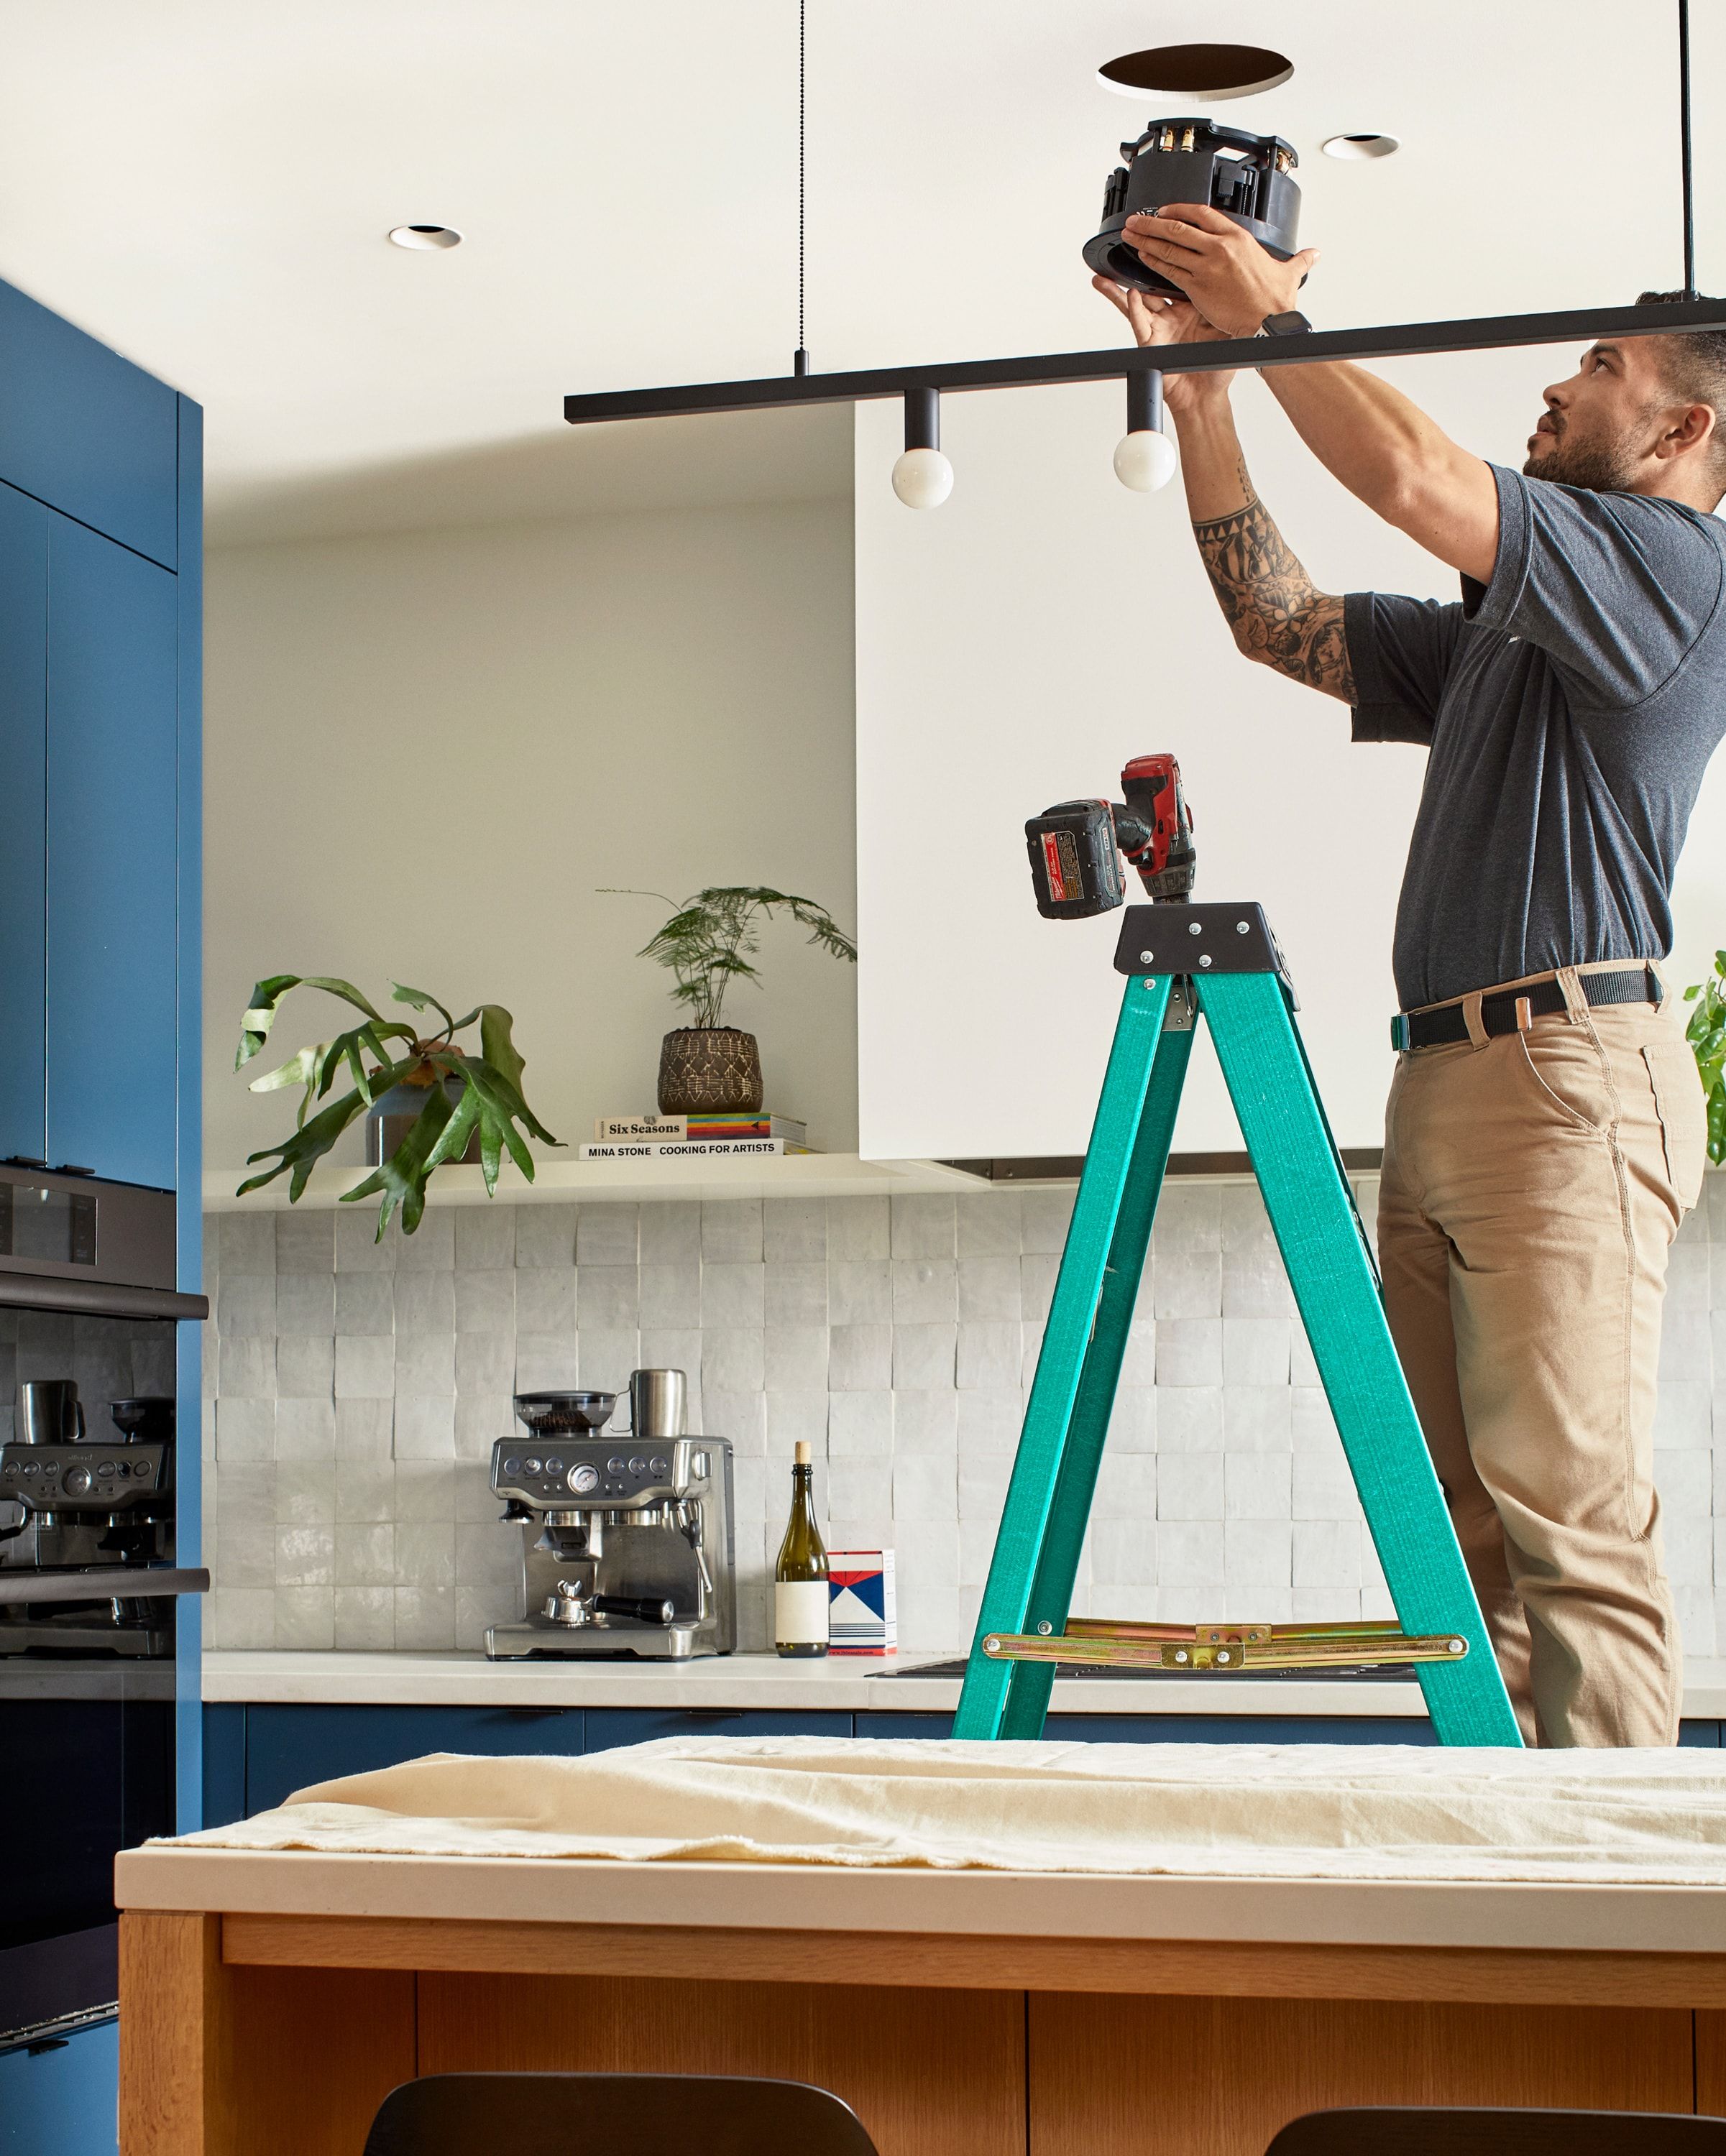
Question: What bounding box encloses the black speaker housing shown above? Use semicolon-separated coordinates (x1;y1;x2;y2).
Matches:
1083;117;1300;298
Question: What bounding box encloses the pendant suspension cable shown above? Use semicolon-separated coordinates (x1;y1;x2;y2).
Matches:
1680;0;1697;300
793;0;809;375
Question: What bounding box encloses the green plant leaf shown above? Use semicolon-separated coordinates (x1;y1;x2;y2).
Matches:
237;1084;369;1202
246;1043;331;1129
391;981;456;1037
422;1080;482;1174
341;1081;457;1240
235;975;403;1069
478;1005;528;1098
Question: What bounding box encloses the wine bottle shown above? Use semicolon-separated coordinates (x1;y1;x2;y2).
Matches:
774;1439;830;1659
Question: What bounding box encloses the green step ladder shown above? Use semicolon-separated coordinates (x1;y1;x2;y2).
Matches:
951;900;1523;1749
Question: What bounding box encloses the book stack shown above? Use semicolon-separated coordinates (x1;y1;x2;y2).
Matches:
827;1549;896;1655
579;1112;814;1161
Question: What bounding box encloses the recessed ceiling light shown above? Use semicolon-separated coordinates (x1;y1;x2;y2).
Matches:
1321;134;1400;160
387;224;463;251
1097;42;1294;101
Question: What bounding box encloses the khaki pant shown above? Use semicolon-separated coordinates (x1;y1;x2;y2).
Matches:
1377;965;1709;1748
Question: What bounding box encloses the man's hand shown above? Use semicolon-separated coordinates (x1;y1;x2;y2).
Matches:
1122;203;1318;340
1090;275;1234;416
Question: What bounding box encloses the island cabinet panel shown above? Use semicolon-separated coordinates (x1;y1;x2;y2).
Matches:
1027;1991;1695;2156
418;1971;1026;2156
119;1912;413;2156
1698;2009;1726;2112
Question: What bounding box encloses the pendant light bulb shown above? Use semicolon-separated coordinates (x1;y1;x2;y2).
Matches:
893;385;952;510
892;446;955;510
1114;367;1175;492
1113;428;1178;492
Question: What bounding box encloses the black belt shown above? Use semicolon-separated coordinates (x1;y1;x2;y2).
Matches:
1392;967;1662;1051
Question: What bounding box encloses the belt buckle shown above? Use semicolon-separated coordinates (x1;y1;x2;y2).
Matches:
1390;1014;1412;1052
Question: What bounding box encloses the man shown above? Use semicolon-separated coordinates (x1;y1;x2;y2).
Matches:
1097;206;1720;1747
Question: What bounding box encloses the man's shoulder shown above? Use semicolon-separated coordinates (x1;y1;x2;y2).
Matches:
1515;466;1725;549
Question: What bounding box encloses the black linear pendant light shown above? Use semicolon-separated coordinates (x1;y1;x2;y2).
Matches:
566;4;1720;508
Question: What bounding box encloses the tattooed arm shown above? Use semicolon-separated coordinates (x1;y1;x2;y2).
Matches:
1175;397;1355;703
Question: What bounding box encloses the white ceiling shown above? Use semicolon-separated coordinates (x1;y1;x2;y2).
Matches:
1;1;1720;538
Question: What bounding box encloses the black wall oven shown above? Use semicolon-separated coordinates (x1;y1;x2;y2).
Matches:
0;1164;206;2052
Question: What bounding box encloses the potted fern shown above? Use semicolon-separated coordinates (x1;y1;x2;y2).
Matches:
1685;949;1726;1164
605;887;857;1113
234;976;559;1236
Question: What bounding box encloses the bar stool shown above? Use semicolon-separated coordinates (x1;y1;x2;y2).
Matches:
1267;2109;1726;2153
362;2072;881;2156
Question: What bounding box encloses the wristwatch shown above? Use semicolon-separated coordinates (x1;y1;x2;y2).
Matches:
1259;310;1313;336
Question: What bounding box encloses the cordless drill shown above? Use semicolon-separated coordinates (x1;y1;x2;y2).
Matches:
1026;753;1196;919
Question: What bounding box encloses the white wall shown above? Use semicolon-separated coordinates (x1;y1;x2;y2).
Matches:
855;349;1726;1158
204;492;858;1172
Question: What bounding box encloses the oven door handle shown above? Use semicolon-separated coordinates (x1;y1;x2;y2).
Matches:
0;1566;209;1606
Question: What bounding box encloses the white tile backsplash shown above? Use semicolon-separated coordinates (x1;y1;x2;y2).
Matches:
203;1176;1725;1654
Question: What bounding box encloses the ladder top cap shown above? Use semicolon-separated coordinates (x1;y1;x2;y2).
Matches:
1112;901;1292;987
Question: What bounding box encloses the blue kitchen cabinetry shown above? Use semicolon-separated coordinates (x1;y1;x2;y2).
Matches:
219;1703;858;1820
0;275;179;571
0;483;48;1161
203;1699;1726;1821
0;2019;119;2156
0;319;192;1188
44;515;179;1188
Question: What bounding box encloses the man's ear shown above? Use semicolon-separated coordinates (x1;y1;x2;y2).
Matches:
1657;401;1718;462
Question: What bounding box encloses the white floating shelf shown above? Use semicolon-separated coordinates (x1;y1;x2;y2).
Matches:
202;1153;989;1212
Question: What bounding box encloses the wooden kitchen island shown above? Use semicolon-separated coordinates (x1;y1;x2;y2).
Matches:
116;1842;1726;2153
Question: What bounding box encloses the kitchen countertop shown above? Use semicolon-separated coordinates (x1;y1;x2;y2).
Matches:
113;1838;1726;1960
201;1649;1726;1721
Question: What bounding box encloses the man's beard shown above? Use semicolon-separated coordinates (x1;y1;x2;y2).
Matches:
1522;423;1640;491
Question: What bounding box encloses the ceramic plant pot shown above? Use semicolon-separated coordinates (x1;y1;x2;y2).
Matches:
365;1075;483;1166
656;1028;764;1114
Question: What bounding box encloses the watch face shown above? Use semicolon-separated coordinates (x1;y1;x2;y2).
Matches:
1264;310;1313;335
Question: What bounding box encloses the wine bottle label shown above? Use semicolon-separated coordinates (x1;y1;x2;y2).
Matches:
775;1580;830;1645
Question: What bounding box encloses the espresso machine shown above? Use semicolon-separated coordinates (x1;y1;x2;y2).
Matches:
486;1369;735;1660
0;1385;180;1655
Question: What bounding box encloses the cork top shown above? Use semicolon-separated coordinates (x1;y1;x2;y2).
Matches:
794;1440;812;1465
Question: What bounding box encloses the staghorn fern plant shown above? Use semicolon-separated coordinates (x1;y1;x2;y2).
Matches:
234;976;559;1237
603;886;856;1029
1684;949;1726;1166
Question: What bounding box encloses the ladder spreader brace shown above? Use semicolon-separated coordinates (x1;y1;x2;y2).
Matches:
951;902;1523;1748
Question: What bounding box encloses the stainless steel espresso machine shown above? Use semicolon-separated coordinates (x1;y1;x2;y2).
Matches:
0;1386;180;1655
486;1368;735;1660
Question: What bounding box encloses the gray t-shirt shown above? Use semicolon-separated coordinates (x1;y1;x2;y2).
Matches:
1345;463;1726;1010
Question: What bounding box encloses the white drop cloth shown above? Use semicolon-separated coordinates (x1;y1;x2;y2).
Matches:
164;1734;1726;1885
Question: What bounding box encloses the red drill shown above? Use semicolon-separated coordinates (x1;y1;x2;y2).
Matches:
1025;754;1197;919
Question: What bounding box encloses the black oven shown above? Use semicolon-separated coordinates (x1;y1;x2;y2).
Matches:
0;1165;206;2053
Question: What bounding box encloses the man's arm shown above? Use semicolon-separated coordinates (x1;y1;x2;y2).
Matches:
1174;385;1355;702
1122;204;1500;582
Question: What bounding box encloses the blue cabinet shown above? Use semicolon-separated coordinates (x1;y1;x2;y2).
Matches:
584;1708;854;1752
0;495;180;1188
241;1703;587;1818
0;482;47;1161
0;2017;117;2155
0;278;178;571
45;515;178;1187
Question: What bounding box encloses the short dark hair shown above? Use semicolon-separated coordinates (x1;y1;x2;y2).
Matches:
1635;290;1726;464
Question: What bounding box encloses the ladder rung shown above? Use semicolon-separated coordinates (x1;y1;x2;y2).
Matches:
981;1628;1469;1672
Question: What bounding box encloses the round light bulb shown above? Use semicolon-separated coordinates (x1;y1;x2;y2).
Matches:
1113;428;1178;493
891;446;954;510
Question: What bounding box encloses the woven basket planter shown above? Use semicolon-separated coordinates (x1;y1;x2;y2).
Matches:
656;1027;764;1114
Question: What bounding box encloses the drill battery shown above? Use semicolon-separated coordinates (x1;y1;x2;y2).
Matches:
1025;753;1195;920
